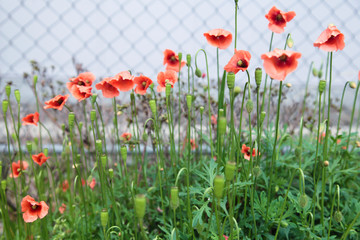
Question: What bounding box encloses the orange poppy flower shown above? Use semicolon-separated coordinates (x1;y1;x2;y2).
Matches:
89;178;96;190
32;153;50;166
211;115;217;125
261;49;301;81
10;160;28;178
313;24;345;52
22;112;39;126
21;195;49;223
163;49;186;72
224;50;251;74
241;144;258;161
203;29;232;50
121;132;132;141
67;72;94;101
61;180;69;192
108;71;135;92
157;70;178;92
265;6;296;34
134;75;153;95
44;94;69;111
95;77;119;98
59;203;66;214
190;139;198;150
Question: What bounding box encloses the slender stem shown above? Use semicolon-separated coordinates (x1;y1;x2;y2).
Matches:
261;32;274;113
336;82;350;138
302;62;314;117
346;81;360;151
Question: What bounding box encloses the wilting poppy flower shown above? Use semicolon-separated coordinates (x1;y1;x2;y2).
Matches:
163;49;186;72
22;112;39;126
224;49;251;74
241;144;258;161
108;71;135;92
211;115;217;125
44;94;69;111
59;203;66;214
134;75;153;95
203;29;232;50
67;72;94;101
157;70;178;92
10;160;28;178
121;132;132;141
95;77;119;98
265;6;296;34
61;180;69;192
89;178;96;190
21;195;49;223
32;153;50;167
190;139;198;150
313;24;345;52
261;49;301;81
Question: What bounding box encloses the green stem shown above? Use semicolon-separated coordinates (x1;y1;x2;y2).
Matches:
301;62;314;117
336;82;350;138
346;81;360;151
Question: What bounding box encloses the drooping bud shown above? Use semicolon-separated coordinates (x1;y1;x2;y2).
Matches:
299;194;309;208
5;85;11;98
170;186;179;210
318;80;326;93
109;168;114;179
2;100;8;114
246;100;253;113
134;194;146;219
100;209;108;228
14;89;20;104
33;75;38;86
255;68;262;86
186;94;192;109
318;69;323;79
121;146;127;162
218;117;227;136
213;175;225;199
195;68;202;78
260;111;266;125
68;112;75;129
349;81;356;89
149;99;157;116
142;132;148;142
225;161;236;181
90;110;96;122
312;68;318;77
165;83;172;98
199;106;204;115
234;86;241;98
227;72;235;90
101;155;107;168
91;94;97;105
186;54;191;67
286;35;294;48
95;139;102;154
334;210;343;223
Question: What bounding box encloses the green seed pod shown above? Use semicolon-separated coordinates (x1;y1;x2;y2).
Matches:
318;69;323;79
2;100;9;114
14;89;21;104
219;108;225;117
1;180;6;191
195;68;202;78
5;85;11;98
68;112;75;129
255;68;262;86
43;148;49;157
170;186;179;210
109;168;114;179
312;68;318;77
199;106;204;115
91;94;98;105
186;94;192;109
186;54;191;67
79;121;83;130
100;209;108;228
135;194;146;219
149;99;157;116
227;72;235;90
246;100;253;113
33;75;38;86
319;80;326;93
95;139;102;154
253;166;261;177
90;110;96;122
287;35;294;48
349;81;356;89
299;194;308;208
214;175;225;199
101;155;107;168
165;83;172;98
334;210;343;223
225;161;236;181
218;117;227;136
234;86;241;98
260;111;266;125
121;146;127;162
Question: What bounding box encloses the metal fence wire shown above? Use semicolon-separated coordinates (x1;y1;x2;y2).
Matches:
1;0;360;91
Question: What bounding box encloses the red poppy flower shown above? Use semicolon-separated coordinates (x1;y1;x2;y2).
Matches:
59;203;66;214
157;70;178;92
261;49;301;81
203;29;232;50
163;49;186;72
224;50;251;74
223;235;229;240
134;75;153;95
67;72;95;101
121;132;132;141
108;71;135;92
61;180;69;192
190;139;198;150
21;195;49;223
265;6;296;34
10;160;28;178
89;178;96;190
313;24;345;52
43;94;69;111
241;144;257;161
32;153;50;167
81;178;86;186
95;77;119;98
22;112;39;126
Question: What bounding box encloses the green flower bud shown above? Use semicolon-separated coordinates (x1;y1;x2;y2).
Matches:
165;83;172;98
234;86;241;98
33;75;38;85
149;99;157;116
255;68;262;86
170;186;179;210
260;111;266;125
225;161;236;181
186;54;191;67
350;81;356;89
68;112;75;129
95;139;102;154
142;132;148;142
2;100;8;114
101;155;107;168
280;220;288;228
214;175;225;199
246;100;253;113
135;194;146;219
1;180;6;191
5;85;11;98
100;209;108;228
286;35;294;48
109;168;114;179
218;117;227;136
195;68;202;78
90;110;96;122
227;72;235;90
14;89;21;103
334;210;343;223
253;166;261;177
91;94;98;105
121;146;127;162
299;194;308;208
186;94;192;109
43;148;48;157
219;108;225;117
312;68;318;77
199;106;204;115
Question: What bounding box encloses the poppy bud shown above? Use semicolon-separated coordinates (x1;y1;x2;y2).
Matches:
135;194;146;219
14;89;20;104
318;80;326;93
227;72;235;90
33;75;38;86
44;148;48;157
149;99;157;116
186;94;192;109
91;94;97;105
79;121;83;130
260;111;266;125
219;108;225;118
109;168;114;179
195;68;202;78
246;100;253;113
5;85;11;98
225;161;236;181
142;132;148;142
287;35;294;48
90;110;96;122
253;166;261;177
199;106;204;115
334;210;343;223
299;194;308;208
1;180;6;191
121;146;127;162
255;68;262;86
68;112;75;129
165;83;172;98
214;175;225;199
280;220;288;228
285;83;292;88
350;81;356;89
100;209;108;228
101;155;107;168
186;54;191;67
130;92;135;102
95;139;102;154
312;68;318;77
234;86;241;98
323;160;329;167
318;69;323;79
218;117;227;136
170;186;179;210
2;100;8;114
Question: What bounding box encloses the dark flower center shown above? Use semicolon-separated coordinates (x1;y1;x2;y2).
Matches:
237;59;248;68
31;205;38;210
78;81;85;86
170;56;177;63
279;54;288;62
56;99;64;106
276;13;284;22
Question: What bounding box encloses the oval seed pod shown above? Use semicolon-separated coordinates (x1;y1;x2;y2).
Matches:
121;146;127;162
90;110;96;122
108;168;114;179
186;54;191;67
95;139;102;154
334;210;343;223
14;89;21;103
134;194;146;219
33;75;38;86
318;80;326;93
149;99;157;116
213;175;225;199
195;68;202;78
5;85;11;98
170;186;179;210
2;100;8;114
246;100;253;113
165;83;172;98
199;106;204;115
186;94;192;109
100;209;108;228
312;67;318;77
26;141;32;154
255;68;262;86
218;117;227;136
101;155;107;168
1;180;6;191
68;112;75;129
227;72;235;90
225;161;236;181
